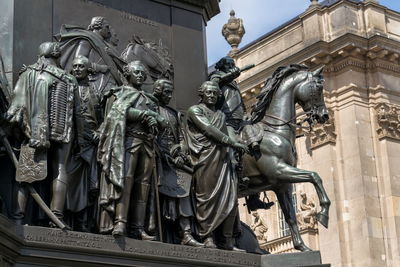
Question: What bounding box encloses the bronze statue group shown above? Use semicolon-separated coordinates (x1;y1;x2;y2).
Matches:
1;16;268;252
1;16;332;254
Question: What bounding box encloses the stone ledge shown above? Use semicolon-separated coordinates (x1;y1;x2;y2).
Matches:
0;215;327;267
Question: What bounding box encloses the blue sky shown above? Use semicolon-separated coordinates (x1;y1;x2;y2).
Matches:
206;0;400;66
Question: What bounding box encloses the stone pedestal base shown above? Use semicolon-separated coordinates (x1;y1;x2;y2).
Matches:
0;215;328;267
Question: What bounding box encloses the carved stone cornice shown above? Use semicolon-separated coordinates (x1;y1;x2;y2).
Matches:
309;109;336;149
375;102;400;140
175;0;220;21
238;34;400;93
304;41;400;74
151;0;220;21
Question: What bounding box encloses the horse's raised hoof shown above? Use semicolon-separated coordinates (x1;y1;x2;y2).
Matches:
317;212;329;228
294;243;312;252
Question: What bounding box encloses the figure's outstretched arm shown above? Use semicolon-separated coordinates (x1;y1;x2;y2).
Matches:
187;106;234;146
188;106;249;153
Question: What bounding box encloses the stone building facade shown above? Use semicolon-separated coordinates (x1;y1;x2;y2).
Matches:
232;0;400;266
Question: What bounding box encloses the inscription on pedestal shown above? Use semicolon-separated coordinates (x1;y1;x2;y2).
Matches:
21;226;259;266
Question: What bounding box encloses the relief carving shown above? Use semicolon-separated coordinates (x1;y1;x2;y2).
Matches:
250;211;268;246
296;192;318;230
375;102;400;140
309;109;336;149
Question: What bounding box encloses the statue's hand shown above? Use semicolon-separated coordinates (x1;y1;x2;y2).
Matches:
29;139;50;149
174;156;185;169
146;116;158;128
156;115;168;129
230;66;241;79
233;141;249;154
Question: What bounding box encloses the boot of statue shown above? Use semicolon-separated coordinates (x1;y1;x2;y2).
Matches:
246;193;274;212
130;184;156;241
181;231;204;247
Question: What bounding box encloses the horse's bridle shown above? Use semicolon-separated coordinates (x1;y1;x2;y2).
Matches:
261;111;312;130
260;72;324;131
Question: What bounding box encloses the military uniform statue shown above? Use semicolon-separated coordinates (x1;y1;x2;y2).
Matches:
97;61;165;240
152;79;203;247
7;42;77;225
66;55;101;231
184;81;247;250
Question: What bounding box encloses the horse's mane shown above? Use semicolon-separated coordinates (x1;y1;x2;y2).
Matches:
250;64;309;124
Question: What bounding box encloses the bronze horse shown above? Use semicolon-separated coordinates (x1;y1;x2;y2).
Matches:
240;64;331;251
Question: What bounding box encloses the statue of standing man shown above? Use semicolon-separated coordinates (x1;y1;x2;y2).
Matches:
7;42;77;226
97;61;165;240
184;81;247;250
153;79;203;247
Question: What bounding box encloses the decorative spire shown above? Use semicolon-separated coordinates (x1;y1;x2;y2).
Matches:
222;10;245;57
309;0;320;8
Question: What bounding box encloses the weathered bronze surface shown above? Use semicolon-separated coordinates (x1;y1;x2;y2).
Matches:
153;79;202;247
6;42;77;229
240;65;330;251
97;61;161;240
0;4;331;264
185;81;247;250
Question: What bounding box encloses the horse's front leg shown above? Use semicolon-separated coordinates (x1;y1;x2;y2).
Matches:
268;162;331;228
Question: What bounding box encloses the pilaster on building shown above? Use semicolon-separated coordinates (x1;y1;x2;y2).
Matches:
233;1;400;266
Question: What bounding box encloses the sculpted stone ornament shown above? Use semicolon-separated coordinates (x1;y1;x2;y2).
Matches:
309;109;336;149
296;192;318;230
153;79;203;247
375;102;400;140
6;42;77;228
250;211;269;245
97;61;165;240
222;10;245;57
184;81;248;251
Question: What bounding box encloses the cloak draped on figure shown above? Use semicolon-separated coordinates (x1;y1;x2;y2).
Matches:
185;105;237;237
97;86;142;233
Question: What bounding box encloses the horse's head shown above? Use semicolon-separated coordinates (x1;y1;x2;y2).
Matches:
294;66;329;125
